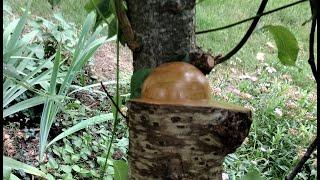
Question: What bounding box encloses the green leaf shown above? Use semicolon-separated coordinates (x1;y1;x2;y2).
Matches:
62;173;74;180
263;25;299;66
85;0;112;28
79;168;90;174
108;18;118;38
72;137;83;147
3;96;46;118
113;160;128;180
72;165;81;172
97;156;113;167
3;166;12;179
46;113;114;148
6;1;31;52
48;157;59;169
130;68;153;99
65;143;74;154
39;45;62;161
46;173;55;180
49;45;61;95
71;154;80;162
240;170;264;180
60;165;72;173
9;173;20;180
3;156;47;178
3;19;19;51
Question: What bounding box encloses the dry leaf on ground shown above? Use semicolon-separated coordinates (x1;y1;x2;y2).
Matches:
256;52;265;62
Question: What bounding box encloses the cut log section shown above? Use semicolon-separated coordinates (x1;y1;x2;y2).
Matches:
127;62;252;179
127;100;251;180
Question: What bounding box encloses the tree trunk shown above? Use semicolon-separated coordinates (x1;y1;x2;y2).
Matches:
125;0;252;179
127;0;196;71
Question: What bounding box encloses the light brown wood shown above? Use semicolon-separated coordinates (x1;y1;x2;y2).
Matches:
141;62;211;103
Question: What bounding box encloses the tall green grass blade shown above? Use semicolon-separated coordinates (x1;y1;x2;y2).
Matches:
59;40;105;96
58;12;96;95
49;46;61;95
3;55;58;108
3;156;47;178
3;166;12;179
3;75;47;99
9;174;20;180
47;113;113;148
3;19;19;51
3;95;65;118
68;81;128;95
3;96;46;118
3;64;22;80
6;0;31;51
39;99;55;161
9;56;42;61
39;13;105;161
39;46;61;161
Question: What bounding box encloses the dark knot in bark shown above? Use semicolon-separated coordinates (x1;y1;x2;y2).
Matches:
161;0;186;13
189;47;222;75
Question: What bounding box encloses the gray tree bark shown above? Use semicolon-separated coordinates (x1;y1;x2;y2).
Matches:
127;0;196;71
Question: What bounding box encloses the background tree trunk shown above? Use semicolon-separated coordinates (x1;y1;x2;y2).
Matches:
127;0;196;71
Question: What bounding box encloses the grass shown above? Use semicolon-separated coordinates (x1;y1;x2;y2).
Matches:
6;0;317;179
196;0;317;179
196;0;314;88
7;0;87;28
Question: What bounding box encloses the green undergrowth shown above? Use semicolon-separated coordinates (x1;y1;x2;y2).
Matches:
197;0;316;179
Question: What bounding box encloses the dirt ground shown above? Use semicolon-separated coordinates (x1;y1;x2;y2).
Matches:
90;42;133;80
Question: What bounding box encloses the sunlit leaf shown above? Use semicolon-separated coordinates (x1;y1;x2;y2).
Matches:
263;25;299;66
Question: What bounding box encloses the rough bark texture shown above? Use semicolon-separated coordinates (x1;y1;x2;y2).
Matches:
127;0;196;71
127;101;252;179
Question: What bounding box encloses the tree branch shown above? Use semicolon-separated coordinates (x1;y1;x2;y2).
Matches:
100;81;128;120
214;0;269;65
285;137;318;180
307;0;319;84
196;0;308;35
285;2;318;179
189;47;222;75
114;0;140;51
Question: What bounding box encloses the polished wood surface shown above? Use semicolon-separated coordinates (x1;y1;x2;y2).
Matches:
140;62;211;103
